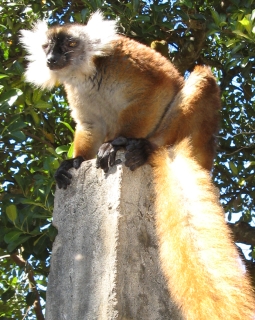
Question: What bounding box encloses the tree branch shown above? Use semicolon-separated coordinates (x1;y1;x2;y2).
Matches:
217;143;255;155
22;129;54;148
10;253;45;320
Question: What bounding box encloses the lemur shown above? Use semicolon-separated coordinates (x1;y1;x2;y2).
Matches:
20;12;255;319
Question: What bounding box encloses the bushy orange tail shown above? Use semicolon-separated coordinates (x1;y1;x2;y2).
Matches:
150;139;254;320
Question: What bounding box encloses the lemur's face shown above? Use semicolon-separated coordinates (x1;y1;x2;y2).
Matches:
19;11;118;88
43;30;80;70
42;25;90;72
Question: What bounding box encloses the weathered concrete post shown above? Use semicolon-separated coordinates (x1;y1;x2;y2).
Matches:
46;153;182;320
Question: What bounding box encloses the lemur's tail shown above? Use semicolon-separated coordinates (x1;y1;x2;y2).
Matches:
150;138;255;320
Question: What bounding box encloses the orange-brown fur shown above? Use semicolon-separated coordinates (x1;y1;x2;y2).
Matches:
21;12;255;319
149;65;221;170
151;141;255;319
73;128;96;159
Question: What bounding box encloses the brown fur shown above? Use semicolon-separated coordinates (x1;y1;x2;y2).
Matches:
149;65;221;170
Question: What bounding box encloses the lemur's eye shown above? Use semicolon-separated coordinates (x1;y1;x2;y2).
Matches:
42;43;49;50
69;41;77;47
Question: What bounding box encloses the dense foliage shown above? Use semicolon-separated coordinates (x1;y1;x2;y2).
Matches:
0;0;255;318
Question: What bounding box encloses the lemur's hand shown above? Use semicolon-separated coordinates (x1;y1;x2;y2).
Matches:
54;156;84;189
96;137;127;173
125;138;154;171
96;137;153;172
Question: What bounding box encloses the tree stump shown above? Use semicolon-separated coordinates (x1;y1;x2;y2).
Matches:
46;153;182;320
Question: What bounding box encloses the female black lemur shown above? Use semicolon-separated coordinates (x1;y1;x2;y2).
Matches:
20;11;255;319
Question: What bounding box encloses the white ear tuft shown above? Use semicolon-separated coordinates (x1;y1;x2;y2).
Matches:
85;11;118;56
20;21;48;59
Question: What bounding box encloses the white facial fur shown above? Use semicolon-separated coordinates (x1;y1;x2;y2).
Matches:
20;11;118;89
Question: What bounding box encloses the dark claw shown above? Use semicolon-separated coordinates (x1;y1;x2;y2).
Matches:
54;156;85;189
96;143;111;172
96;137;128;172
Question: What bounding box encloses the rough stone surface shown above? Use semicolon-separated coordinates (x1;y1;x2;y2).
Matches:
46;153;182;320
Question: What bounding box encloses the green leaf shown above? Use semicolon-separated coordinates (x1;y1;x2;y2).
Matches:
67;143;74;158
229;162;238;175
211;10;220;26
51;158;60;170
1;288;15;302
132;0;140;12
0;88;22;104
7;235;32;253
59;121;74;133
246;161;255;167
232;30;253;41
239;16;250;27
6;119;26;133
241;56;250;67
6;205;17;223
8;60;24;75
14;175;25;193
32;89;42;103
21;199;46;209
225;59;239;71
56;145;69;154
230;42;245;54
239;16;252;34
29;110;40;125
30;226;41;235
134;15;150;22
158;21;174;30
0;101;10;112
9;131;26;142
0;74;9;79
81;8;89;23
251;9;255;21
47;147;58;157
34;101;52;109
225;38;237;48
154;3;171;12
4;231;23;244
11;277;18;286
33;234;48;254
